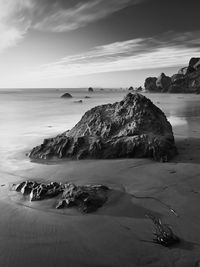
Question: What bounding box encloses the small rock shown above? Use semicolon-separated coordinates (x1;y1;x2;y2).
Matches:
74;100;83;103
88;87;94;92
61;93;72;98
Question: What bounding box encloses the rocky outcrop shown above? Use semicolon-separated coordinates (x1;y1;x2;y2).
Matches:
56;183;109;212
29;93;177;162
144;77;159;92
14;181;109;213
143;57;200;93
156;73;171;92
61;93;73;98
128;86;134;91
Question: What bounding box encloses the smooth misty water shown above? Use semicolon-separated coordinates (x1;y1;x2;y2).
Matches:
0;89;200;172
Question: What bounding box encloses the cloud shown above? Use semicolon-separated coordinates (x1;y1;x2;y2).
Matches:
0;0;142;52
20;31;200;83
0;0;33;52
32;0;142;32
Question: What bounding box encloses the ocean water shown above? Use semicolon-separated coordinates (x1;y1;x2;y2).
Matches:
0;89;200;172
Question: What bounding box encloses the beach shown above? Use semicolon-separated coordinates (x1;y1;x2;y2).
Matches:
1;89;200;267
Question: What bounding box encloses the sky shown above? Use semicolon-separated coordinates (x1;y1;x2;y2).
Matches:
0;0;200;88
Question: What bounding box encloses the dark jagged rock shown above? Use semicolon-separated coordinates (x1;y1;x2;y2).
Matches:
128;86;134;91
144;77;159;92
88;87;94;92
14;181;109;213
14;181;62;200
61;93;73;98
147;214;180;247
56;183;109;212
29;93;177;162
156;73;171;92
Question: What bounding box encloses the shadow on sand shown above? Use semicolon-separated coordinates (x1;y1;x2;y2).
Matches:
172;137;200;164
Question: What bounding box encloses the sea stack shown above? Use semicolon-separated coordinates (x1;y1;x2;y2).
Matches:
29;93;177;162
88;87;94;92
61;93;73;98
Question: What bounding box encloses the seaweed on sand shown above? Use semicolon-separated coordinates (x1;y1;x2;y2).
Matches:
147;214;180;247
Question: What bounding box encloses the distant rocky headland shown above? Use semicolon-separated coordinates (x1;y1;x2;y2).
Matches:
144;57;200;93
29;93;177;162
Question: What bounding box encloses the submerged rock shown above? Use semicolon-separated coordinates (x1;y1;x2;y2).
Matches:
61;93;73;98
14;181;109;213
29;93;177;162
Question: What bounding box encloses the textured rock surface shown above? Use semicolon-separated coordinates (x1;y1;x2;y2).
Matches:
29;93;177;162
61;93;73;98
144;77;158;92
56;183;109;212
14;181;109;213
156;73;171;92
144;58;200;93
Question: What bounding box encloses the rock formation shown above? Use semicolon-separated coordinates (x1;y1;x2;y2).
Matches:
29;93;177;162
144;57;200;93
14;181;109;213
56;183;109;212
144;77;158;92
156;73;171;92
61;93;73;98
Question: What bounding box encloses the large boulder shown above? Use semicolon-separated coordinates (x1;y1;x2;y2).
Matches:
29;93;177;162
156;73;171;92
144;77;160;92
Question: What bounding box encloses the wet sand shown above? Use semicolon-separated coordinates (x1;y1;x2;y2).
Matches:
0;92;200;266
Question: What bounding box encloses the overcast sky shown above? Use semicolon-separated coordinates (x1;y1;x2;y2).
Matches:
0;0;200;88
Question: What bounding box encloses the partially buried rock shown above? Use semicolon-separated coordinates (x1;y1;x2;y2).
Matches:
14;181;62;200
14;181;109;213
61;93;73;98
56;183;109;212
29;93;177;162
